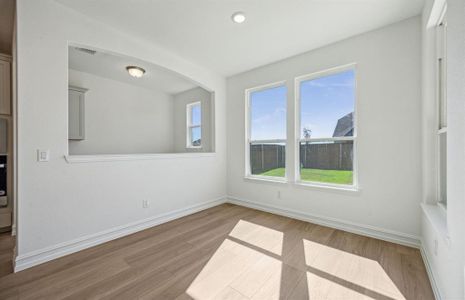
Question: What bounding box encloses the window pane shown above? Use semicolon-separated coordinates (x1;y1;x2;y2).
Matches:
191;104;201;126
249;85;287;178
299;140;353;185
249;142;285;177
300;70;355;138
250;86;286;140
439;133;447;205
438;59;447;129
437;21;447;129
190;126;201;146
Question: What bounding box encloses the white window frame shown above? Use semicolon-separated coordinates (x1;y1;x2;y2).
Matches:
186;101;202;149
294;63;358;190
245;81;287;182
436;7;447;210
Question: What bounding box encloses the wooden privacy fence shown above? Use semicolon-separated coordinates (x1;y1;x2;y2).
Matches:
250;144;285;174
300;142;353;170
250;142;353;174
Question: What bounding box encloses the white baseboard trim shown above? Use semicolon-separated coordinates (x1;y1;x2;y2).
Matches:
227;196;421;248
14;196;227;272
15;195;423;273
420;240;441;300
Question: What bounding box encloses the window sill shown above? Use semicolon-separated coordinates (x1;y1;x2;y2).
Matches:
243;176;360;194
294;181;360;194
421;203;450;243
64;152;216;163
244;175;288;185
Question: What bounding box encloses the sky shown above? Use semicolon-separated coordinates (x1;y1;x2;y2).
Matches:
250;70;355;140
190;104;201;142
191;104;201;125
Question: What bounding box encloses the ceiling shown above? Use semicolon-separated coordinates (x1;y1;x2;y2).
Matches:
58;0;424;77
69;46;198;95
0;0;15;55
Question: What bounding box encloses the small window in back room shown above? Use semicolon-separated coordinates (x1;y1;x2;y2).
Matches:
297;68;356;186
187;102;201;148
247;84;287;178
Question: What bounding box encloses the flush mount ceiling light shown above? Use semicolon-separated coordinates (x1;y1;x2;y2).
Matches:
231;12;246;24
126;66;146;78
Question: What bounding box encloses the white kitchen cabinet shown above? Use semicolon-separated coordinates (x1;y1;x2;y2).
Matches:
0;56;11;115
68;86;87;140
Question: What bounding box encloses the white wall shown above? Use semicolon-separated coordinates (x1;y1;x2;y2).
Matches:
15;0;226;267
173;87;213;153
421;0;465;298
421;0;440;206
227;17;422;239
68;69;174;155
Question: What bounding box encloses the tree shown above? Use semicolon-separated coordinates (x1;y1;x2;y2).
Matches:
303;127;312;139
302;127;312;168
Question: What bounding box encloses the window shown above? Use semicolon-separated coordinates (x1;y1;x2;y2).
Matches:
436;13;447;208
296;67;356;187
244;65;357;189
246;83;287;178
187;102;201;148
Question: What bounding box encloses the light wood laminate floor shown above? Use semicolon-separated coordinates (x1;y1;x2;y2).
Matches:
0;231;14;278
0;204;434;299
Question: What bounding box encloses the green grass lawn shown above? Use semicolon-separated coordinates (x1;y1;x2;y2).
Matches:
259;168;353;185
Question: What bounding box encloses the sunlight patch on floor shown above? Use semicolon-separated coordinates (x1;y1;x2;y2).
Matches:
304;271;374;299
186;238;282;299
303;239;405;300
186;220;406;300
228;219;284;255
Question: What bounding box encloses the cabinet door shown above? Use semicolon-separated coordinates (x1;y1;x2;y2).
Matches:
0;60;11;115
68;89;85;140
0;118;7;154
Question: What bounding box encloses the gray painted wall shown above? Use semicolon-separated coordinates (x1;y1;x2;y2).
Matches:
173;87;213;153
68;69;175;155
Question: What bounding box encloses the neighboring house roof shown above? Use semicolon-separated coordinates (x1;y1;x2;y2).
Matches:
333;112;354;137
192;139;201;146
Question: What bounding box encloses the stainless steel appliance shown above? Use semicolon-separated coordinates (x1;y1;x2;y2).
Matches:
0;155;6;207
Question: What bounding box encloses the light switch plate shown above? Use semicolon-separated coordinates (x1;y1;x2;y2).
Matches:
37;150;50;162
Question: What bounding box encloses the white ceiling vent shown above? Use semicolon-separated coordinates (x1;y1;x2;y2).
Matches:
74;47;97;55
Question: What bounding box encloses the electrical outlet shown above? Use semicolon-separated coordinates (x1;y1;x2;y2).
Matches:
142;200;149;208
277;191;281;199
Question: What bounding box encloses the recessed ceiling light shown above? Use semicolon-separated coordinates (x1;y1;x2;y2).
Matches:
126;66;146;78
231;12;246;24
